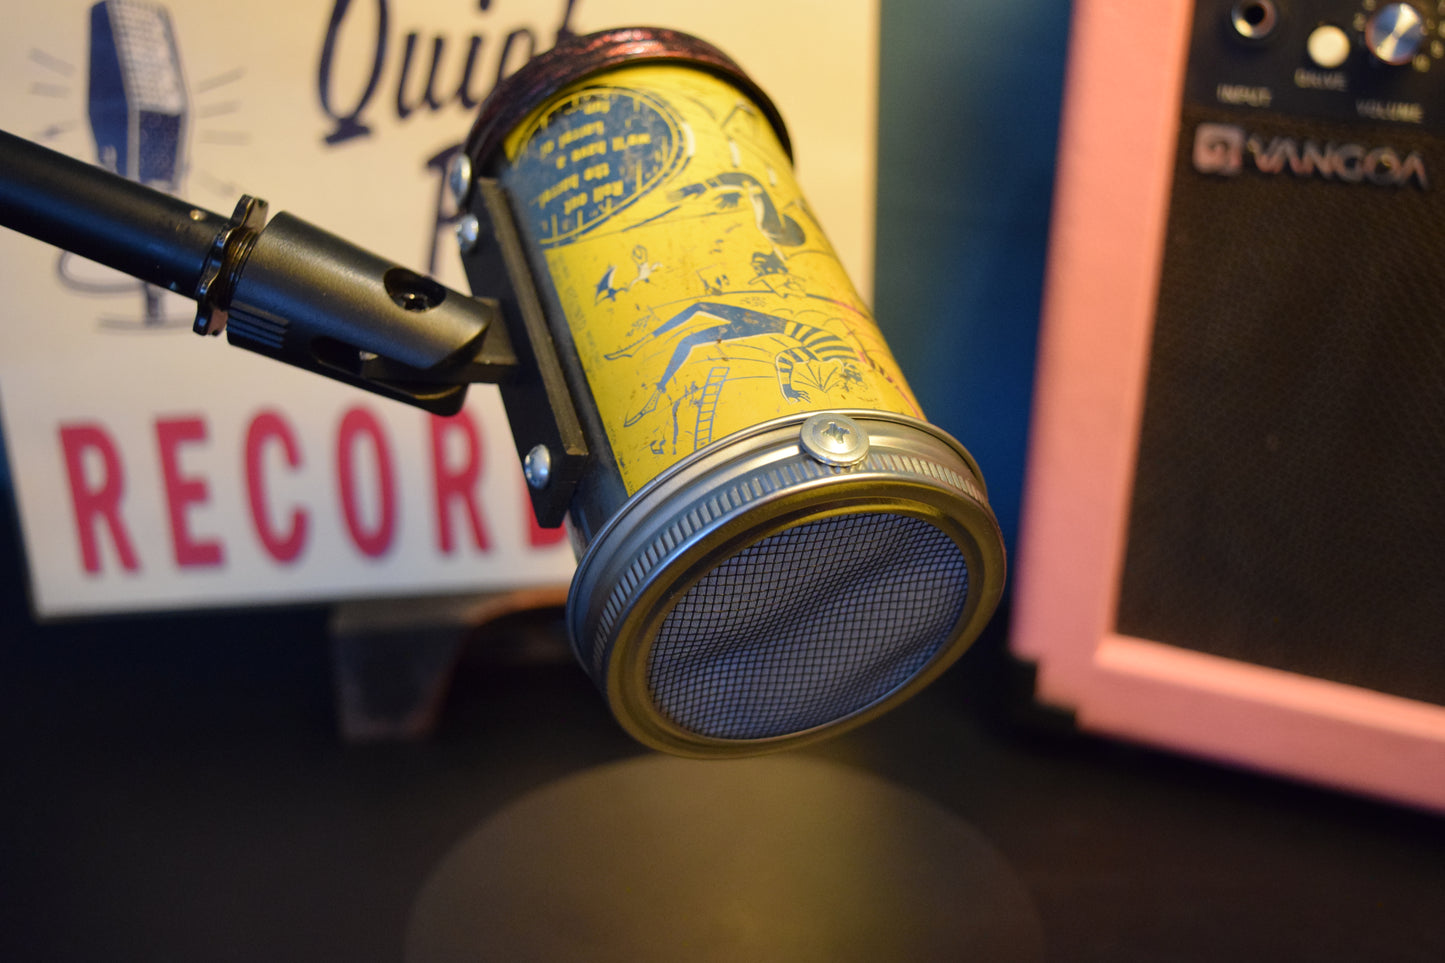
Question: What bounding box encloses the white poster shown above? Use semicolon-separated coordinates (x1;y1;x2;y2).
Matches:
0;0;878;616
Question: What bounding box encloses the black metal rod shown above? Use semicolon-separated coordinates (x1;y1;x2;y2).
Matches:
0;128;534;418
0;127;227;293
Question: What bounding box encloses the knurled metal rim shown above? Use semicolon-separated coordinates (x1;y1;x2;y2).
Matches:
565;410;1006;758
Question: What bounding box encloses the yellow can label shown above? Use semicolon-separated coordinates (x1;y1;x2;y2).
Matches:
500;64;920;493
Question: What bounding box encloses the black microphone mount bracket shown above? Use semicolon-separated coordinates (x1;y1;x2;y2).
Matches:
0;128;588;528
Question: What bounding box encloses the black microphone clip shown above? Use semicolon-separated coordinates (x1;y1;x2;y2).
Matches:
192;181;589;528
0;128;588;529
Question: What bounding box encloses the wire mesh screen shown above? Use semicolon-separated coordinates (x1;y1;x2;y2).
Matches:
645;512;969;740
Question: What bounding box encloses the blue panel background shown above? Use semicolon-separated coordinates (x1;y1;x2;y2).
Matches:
874;0;1072;551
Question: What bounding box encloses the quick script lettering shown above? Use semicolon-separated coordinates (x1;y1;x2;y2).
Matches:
316;0;582;144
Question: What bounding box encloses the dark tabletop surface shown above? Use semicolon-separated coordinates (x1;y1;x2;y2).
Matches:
2;483;1441;962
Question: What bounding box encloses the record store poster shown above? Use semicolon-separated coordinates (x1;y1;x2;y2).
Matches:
0;0;878;616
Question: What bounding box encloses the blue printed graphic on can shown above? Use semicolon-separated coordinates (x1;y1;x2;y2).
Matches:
507;85;689;247
499;66;921;494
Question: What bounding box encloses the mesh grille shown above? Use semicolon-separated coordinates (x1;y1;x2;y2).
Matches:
1116;104;1445;705
645;512;969;740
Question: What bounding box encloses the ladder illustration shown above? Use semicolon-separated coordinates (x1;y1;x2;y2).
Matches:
693;366;729;448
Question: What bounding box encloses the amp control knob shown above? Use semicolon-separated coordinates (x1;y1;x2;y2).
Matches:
1365;3;1427;65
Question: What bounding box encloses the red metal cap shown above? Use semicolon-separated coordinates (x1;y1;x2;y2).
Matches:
465;26;793;173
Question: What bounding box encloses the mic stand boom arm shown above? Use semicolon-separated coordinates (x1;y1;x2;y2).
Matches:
0;129;587;527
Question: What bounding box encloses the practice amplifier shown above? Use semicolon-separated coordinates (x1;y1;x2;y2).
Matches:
1011;0;1445;812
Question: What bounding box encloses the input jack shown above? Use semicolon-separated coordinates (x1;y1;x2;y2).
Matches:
1231;0;1278;40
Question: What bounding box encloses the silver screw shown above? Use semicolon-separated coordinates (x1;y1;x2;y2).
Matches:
455;213;481;254
799;413;869;467
523;444;552;489
446;152;473;206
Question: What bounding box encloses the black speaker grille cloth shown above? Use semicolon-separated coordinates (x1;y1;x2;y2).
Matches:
647;512;969;740
1116;104;1445;706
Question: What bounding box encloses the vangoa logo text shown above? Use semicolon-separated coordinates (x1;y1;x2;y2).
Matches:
1192;123;1429;189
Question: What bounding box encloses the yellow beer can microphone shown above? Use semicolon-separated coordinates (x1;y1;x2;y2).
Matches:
456;28;1006;758
0;27;1003;759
